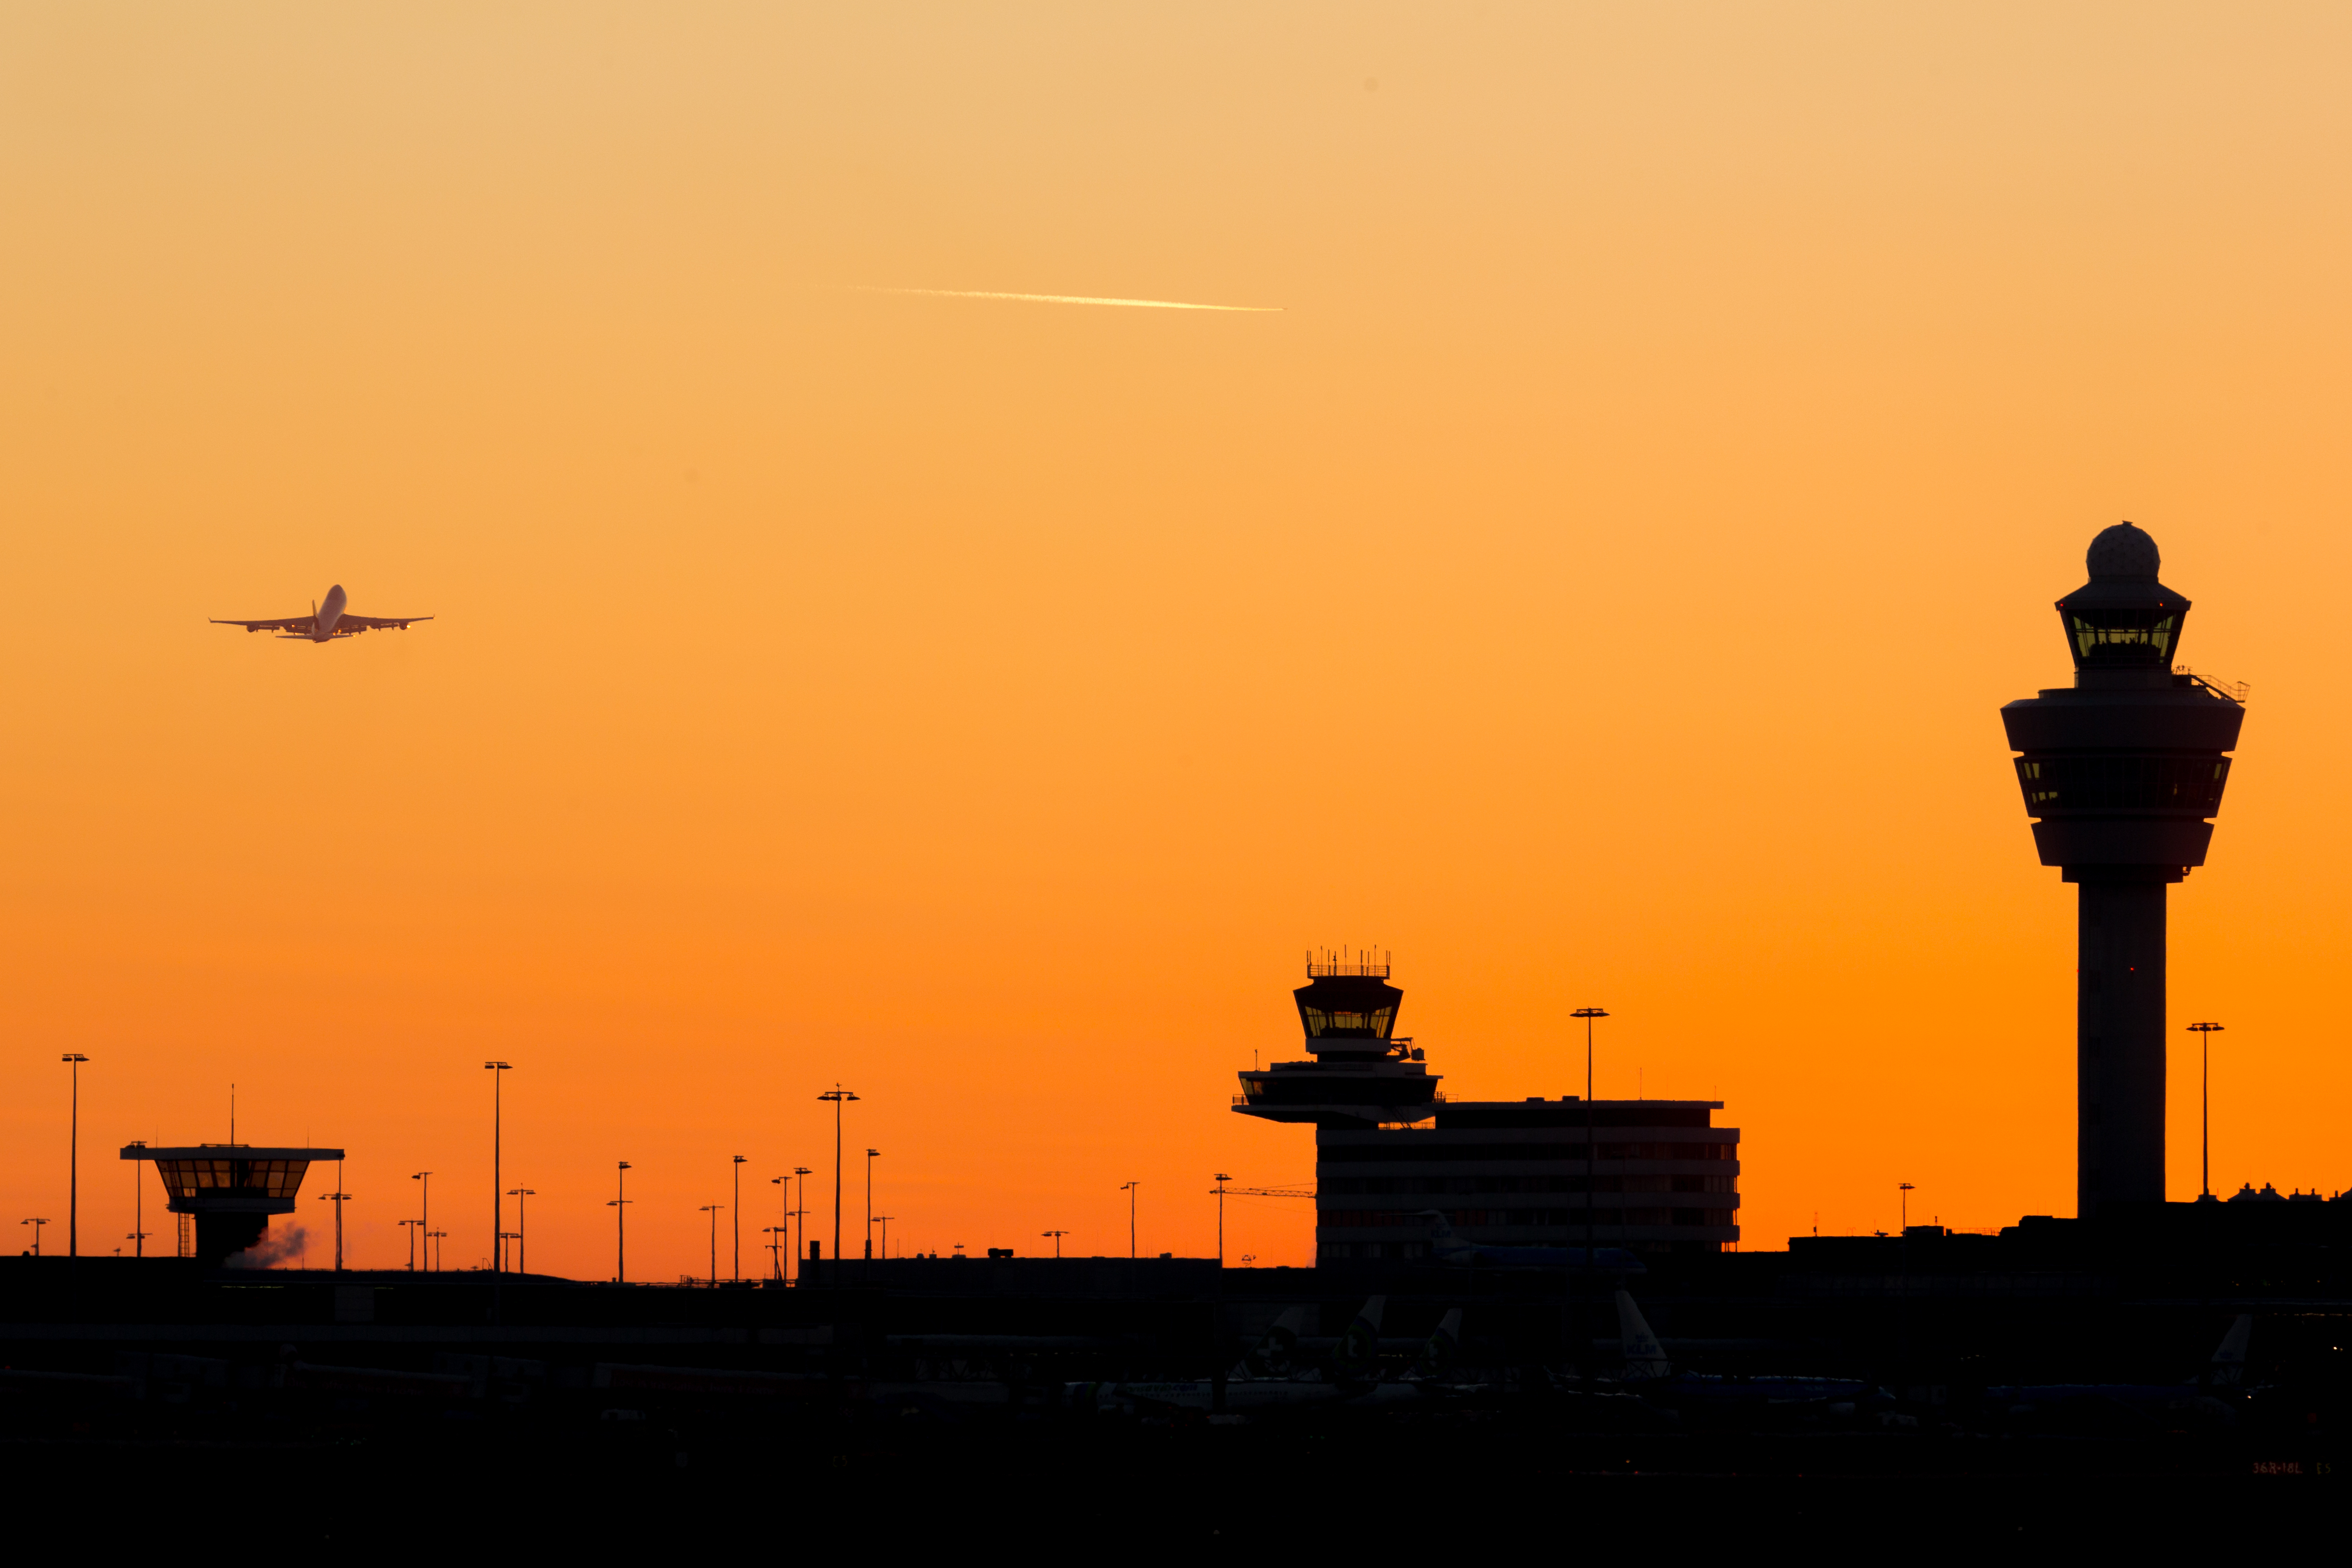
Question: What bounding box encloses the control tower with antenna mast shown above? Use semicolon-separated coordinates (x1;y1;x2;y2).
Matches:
120;1143;343;1265
2000;521;2246;1218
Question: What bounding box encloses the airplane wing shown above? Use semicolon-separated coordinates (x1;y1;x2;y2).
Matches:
336;615;434;631
211;616;317;633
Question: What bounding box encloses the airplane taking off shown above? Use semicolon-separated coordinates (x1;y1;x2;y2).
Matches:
211;584;432;643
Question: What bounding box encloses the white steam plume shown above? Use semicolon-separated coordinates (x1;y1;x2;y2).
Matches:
225;1223;310;1270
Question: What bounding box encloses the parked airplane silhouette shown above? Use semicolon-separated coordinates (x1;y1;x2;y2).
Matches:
1610;1290;1880;1412
1413;1210;1646;1273
1068;1298;1468;1415
1987;1314;2251;1428
211;584;432;642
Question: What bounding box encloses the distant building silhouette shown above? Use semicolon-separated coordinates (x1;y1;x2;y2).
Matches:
2001;523;2244;1216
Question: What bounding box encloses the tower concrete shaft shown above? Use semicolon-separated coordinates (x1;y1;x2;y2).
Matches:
2001;522;2243;1218
2076;876;2167;1208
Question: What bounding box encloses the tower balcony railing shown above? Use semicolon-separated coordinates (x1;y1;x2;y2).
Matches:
2173;666;2250;703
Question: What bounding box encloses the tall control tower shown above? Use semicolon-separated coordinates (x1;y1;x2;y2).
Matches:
2001;522;2244;1216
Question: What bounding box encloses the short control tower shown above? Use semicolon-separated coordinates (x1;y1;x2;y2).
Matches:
1234;955;1439;1125
122;1143;342;1265
2001;523;2245;1216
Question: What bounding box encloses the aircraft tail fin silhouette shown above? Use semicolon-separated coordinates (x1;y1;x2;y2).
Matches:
1615;1290;1672;1381
2206;1313;2253;1388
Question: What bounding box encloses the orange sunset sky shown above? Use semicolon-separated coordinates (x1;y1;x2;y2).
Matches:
5;4;2351;1278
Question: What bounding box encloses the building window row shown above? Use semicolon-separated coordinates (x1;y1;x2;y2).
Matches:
2015;753;2228;814
1300;1004;1397;1038
1326;1207;1734;1230
152;1158;311;1201
1318;1140;1736;1165
1323;1173;1736;1196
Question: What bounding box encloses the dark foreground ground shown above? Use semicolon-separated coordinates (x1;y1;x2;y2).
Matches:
3;1411;2337;1550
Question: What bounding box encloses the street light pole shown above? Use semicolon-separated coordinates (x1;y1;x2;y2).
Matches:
2187;1022;2225;1199
1898;1181;1915;1231
22;1218;48;1256
484;1062;511;1275
508;1188;535;1274
1211;1174;1231;1268
1120;1181;1139;1259
61;1054;87;1259
610;1161;632;1282
731;1156;746;1282
412;1172;432;1271
865;1148;880;1273
128;1142;148;1259
791;1166;812;1282
320;1159;350;1271
1042;1230;1067;1258
816;1088;859;1285
701;1205;723;1287
1570;1008;1609;1269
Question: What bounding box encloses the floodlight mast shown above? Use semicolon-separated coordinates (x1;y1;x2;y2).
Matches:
816;1088;859;1284
2186;1022;2225;1200
791;1166;813;1283
320;1160;352;1271
2000;523;2244;1216
1570;1009;1609;1266
609;1162;633;1282
507;1188;535;1274
731;1155;747;1282
62;1055;88;1259
484;1062;512;1275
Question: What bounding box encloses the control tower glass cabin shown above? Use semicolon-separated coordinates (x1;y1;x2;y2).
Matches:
1234;957;1440;1127
1999;522;2243;1217
121;1144;342;1265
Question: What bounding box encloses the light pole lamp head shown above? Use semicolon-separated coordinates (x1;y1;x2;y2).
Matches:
1571;1008;1609;1022
484;1060;511;1071
2055;522;2192;674
62;1053;87;1063
794;1166;812;1177
733;1155;747;1164
2186;1020;2226;1034
867;1148;879;1158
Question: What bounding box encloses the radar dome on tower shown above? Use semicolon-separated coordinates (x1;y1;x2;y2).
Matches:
2085;521;2161;581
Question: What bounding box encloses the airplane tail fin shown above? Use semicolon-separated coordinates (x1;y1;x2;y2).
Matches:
1241;1304;1312;1378
1615;1290;1672;1381
1417;1307;1463;1378
1335;1296;1387;1376
2207;1313;2253;1389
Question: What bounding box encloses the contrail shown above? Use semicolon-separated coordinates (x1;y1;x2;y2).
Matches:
851;286;1282;313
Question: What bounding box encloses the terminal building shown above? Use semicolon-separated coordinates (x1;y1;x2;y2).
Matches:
1235;959;1739;1259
